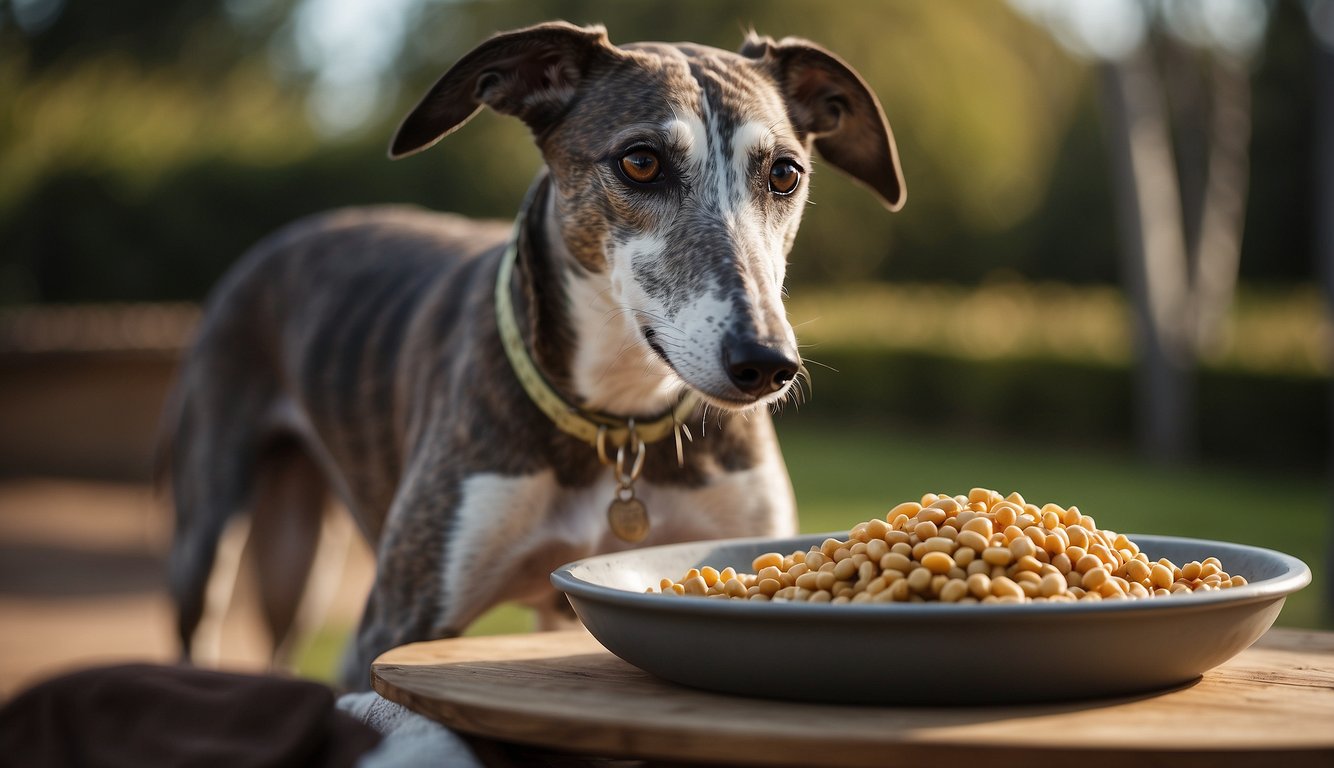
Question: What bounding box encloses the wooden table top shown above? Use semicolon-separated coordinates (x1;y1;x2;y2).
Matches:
372;627;1334;767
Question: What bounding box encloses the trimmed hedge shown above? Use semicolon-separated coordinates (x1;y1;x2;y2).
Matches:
790;348;1330;471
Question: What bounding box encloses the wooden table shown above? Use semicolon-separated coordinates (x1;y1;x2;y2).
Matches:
372;627;1334;767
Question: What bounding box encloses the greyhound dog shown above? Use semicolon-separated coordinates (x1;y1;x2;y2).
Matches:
163;21;904;689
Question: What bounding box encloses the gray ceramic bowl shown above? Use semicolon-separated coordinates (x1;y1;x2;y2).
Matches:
552;533;1310;704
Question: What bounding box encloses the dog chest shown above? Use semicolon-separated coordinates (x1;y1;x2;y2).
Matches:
439;458;796;617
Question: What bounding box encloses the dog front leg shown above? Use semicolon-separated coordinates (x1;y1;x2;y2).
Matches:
340;468;562;689
427;470;570;630
338;468;463;691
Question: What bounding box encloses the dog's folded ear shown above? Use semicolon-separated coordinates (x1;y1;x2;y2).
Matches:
390;22;614;159
741;34;906;212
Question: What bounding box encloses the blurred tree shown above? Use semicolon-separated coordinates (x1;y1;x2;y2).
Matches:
1308;0;1334;620
1012;0;1271;463
0;0;1318;307
0;0;1088;302
1312;0;1334;345
5;0;221;70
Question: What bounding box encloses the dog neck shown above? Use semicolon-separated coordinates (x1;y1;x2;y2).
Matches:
510;174;683;420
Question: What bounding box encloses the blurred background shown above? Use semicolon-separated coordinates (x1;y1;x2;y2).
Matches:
1;0;1330;692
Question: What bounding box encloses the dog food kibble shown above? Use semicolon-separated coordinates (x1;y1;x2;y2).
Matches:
651;488;1247;603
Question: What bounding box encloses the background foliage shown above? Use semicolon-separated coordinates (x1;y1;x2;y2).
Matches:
0;0;1322;303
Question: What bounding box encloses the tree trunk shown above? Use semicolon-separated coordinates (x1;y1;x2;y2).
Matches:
1099;52;1194;463
1098;38;1255;464
1187;55;1252;353
1314;35;1334;624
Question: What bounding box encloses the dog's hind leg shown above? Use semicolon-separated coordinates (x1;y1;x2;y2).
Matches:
530;592;581;632
164;354;276;661
247;435;328;663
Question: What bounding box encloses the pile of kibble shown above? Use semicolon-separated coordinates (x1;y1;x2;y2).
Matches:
653;488;1246;603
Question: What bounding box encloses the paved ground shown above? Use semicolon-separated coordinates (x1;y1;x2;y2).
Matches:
0;479;375;700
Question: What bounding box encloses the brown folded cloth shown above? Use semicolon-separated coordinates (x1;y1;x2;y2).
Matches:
0;664;381;768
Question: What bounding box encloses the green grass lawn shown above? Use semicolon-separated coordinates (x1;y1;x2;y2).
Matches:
296;419;1331;681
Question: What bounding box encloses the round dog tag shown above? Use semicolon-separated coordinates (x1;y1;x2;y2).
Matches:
607;496;649;543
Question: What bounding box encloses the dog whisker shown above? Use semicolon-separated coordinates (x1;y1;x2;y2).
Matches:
612;305;687;336
790;316;820;330
799;356;838;374
646;330;687;346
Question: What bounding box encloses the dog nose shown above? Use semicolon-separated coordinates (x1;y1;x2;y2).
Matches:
723;336;800;397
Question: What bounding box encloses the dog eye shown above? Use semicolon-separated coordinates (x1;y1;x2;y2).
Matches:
619;150;662;184
769;160;801;195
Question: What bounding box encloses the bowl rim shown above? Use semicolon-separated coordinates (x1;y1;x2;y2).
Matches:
551;532;1311;620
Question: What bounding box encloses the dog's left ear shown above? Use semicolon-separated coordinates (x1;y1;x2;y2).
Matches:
390;21;614;159
742;34;905;211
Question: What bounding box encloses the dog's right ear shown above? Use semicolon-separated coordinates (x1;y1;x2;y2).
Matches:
389;22;613;159
741;33;906;212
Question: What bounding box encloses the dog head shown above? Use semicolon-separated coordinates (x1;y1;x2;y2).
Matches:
391;22;904;411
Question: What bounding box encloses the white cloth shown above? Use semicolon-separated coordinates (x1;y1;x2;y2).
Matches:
338;691;483;768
